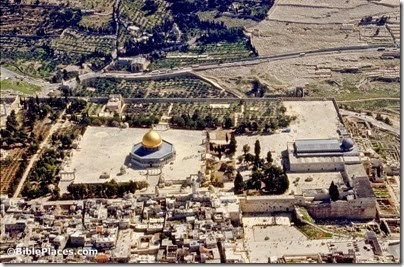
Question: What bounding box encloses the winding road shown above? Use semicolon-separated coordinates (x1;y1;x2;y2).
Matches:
1;44;397;99
60;44;397;97
0;66;60;97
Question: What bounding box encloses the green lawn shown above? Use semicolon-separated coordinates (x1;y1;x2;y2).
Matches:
0;79;41;95
295;224;333;240
297;207;315;223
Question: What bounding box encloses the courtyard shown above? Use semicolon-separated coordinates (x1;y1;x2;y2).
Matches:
59;127;205;194
235;100;341;181
242;214;331;262
287;172;345;195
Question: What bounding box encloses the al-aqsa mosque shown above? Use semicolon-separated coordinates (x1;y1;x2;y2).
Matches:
130;130;176;168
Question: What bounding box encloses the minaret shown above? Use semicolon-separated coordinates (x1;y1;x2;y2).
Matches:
191;177;197;196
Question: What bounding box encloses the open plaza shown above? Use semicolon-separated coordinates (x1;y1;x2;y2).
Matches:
235;100;340;166
242;213;329;263
234;100;343;192
59;127;206;194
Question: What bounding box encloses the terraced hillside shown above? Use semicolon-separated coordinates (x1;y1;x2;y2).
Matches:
119;0;172;31
52;28;115;58
0;0;274;79
0;4;81;35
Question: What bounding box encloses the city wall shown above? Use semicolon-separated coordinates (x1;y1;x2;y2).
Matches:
239;195;377;220
239;195;306;213
305;198;377;220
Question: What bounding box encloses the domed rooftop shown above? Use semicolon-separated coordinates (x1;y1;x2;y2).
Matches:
341;138;354;150
142;130;162;148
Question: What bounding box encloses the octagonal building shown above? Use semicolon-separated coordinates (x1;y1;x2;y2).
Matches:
130;130;176;168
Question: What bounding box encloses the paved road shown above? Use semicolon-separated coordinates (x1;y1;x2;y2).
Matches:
12;107;69;199
62;44;395;89
340;109;400;136
1;44;396;98
0;66;59;96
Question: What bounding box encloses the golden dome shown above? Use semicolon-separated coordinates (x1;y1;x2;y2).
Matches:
142;130;162;148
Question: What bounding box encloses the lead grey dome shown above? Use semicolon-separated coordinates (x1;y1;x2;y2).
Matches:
341;138;354;150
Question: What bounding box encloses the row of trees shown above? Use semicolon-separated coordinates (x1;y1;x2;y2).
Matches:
235;115;293;134
170;112;227;130
64;179;148;199
359;15;388;26
79;78;146;98
64;98;162;128
125;115;160;128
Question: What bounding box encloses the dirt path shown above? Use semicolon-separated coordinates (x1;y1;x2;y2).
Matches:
12;106;69;199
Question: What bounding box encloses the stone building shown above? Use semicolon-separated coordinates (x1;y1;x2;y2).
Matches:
130;130;176;168
105;94;123;114
115;56;149;72
288;138;360;172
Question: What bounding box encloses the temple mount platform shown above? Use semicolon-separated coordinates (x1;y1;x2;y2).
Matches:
58;126;205;194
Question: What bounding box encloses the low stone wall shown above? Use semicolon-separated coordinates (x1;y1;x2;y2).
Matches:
12;96;337;105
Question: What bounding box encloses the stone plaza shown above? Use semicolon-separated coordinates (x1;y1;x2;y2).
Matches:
59;127;206;194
